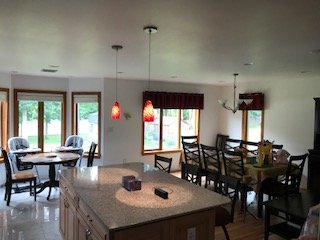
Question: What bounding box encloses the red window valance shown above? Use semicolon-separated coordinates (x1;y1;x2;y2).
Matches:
239;92;264;110
143;91;204;109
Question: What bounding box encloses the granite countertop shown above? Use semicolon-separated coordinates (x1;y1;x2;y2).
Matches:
60;162;229;232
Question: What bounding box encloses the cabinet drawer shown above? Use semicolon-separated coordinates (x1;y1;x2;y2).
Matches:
78;199;108;240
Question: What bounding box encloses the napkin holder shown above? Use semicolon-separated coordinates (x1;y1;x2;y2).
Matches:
122;175;141;191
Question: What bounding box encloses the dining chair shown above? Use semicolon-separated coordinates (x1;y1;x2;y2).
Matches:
154;154;172;173
257;153;308;217
62;135;84;167
1;148;37;206
215;134;229;151
213;174;241;240
181;162;201;185
86;142;97;167
201;144;221;188
182;141;206;185
222;150;256;217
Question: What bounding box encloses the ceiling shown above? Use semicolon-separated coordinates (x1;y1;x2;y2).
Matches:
1;0;320;85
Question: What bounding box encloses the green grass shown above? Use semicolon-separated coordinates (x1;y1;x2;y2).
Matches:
28;134;61;145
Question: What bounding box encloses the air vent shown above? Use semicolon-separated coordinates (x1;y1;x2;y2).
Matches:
42;69;58;73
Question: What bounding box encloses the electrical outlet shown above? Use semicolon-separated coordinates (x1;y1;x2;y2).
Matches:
187;227;196;240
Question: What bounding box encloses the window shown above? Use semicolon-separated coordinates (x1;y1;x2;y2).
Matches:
0;88;9;150
242;110;264;142
72;92;101;157
143;109;199;153
240;92;264;142
14;89;66;152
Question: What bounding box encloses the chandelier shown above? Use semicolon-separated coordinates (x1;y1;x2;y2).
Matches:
111;45;123;120
218;73;253;113
143;25;158;122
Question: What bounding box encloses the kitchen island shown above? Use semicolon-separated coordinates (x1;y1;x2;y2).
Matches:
59;162;229;240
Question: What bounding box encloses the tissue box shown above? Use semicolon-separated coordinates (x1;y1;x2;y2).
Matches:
122;175;141;191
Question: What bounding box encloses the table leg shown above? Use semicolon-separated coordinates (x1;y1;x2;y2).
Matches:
36;163;59;200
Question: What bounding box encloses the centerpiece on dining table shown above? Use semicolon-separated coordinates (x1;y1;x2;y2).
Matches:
256;140;273;167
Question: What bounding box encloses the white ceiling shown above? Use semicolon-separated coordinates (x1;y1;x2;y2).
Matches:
0;0;320;85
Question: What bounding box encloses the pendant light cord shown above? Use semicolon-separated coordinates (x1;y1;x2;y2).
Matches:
148;29;151;91
115;48;118;101
233;74;236;110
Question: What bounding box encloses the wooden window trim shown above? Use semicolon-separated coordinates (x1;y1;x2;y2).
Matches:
13;89;66;151
142;109;200;154
71;92;101;158
241;110;264;142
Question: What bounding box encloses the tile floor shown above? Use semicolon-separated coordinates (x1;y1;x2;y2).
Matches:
0;186;62;240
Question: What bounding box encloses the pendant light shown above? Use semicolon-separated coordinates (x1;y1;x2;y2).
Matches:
111;45;123;120
143;26;157;122
218;73;253;113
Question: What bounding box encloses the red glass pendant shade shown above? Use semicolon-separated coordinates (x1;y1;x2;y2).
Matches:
111;101;121;120
143;100;154;122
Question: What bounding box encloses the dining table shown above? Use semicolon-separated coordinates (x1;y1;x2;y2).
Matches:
21;152;80;200
245;163;288;192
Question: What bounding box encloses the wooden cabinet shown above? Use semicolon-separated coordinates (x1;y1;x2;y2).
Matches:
59;163;227;240
60;179;108;240
60;180;77;240
77;212;104;240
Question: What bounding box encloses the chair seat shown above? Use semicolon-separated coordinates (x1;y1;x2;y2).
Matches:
12;171;36;180
215;206;232;226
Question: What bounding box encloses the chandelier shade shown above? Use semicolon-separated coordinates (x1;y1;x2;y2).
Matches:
111;101;121;119
111;45;123;120
143;100;154;122
143;26;157;122
218;73;253;114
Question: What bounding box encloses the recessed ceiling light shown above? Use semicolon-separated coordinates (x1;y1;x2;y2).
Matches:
244;62;254;66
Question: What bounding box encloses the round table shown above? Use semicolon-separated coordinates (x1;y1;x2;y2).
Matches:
21;152;80;200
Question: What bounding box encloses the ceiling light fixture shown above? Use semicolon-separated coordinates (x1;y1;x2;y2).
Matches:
111;45;123;120
143;25;157;122
218;73;253;114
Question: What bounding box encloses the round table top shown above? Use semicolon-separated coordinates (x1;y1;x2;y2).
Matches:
21;152;80;165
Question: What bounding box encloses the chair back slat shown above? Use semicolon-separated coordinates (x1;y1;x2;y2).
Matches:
182;142;202;167
181;162;201;185
285;153;308;193
222;150;245;178
154;155;172;173
87;142;97;167
201;144;221;174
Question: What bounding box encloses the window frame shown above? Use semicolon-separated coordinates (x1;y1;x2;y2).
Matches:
0;88;9;155
71;92;101;158
241;110;264;142
13;89;67;151
142;108;200;155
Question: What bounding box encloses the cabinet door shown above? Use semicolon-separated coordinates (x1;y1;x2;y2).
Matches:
77;213;103;240
60;182;77;240
66;200;76;240
59;192;67;238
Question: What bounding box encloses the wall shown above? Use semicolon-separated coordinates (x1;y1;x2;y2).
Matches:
103;78;221;171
